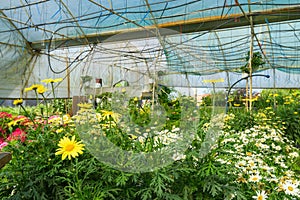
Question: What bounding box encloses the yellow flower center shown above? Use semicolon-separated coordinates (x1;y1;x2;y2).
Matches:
252;177;258;181
65;144;75;151
246;152;252;156
258;195;263;200
288;186;294;191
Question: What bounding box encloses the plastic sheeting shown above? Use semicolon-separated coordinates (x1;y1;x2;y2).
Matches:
0;0;300;98
3;44;298;99
0;0;297;43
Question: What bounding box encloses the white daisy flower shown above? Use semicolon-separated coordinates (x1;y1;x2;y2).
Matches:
249;174;262;183
289;152;299;158
282;180;300;196
252;190;268;200
236;160;247;168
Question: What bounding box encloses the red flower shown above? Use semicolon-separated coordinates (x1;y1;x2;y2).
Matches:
7;128;27;142
0;112;12;118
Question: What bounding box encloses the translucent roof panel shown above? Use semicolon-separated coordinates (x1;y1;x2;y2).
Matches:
163;19;300;75
0;0;299;46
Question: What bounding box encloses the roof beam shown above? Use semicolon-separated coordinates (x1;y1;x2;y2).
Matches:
31;5;300;50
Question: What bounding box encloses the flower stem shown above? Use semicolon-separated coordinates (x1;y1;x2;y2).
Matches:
20;105;36;125
51;82;56;99
41;93;49;118
34;90;39;105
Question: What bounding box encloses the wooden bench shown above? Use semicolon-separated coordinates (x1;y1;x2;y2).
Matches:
0;152;12;169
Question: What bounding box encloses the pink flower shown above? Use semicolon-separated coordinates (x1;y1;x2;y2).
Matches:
7;128;27;142
48;115;60;120
0;141;8;150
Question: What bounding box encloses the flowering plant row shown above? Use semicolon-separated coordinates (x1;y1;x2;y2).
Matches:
0;86;299;199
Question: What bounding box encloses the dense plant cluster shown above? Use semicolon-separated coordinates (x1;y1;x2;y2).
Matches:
227;89;300;145
0;85;299;199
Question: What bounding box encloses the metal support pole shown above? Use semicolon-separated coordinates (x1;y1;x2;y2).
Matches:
248;0;255;112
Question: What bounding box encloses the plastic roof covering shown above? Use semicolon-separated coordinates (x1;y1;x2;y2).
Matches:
0;0;300;99
0;0;294;42
0;0;298;40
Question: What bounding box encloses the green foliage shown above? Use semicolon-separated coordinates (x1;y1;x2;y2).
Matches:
51;98;72;114
292;156;300;174
200;95;212;106
276;105;300;144
227;88;300;147
1;86;300;199
254;89;300;145
240;51;265;74
200;91;226;108
127;97;151;127
95;92;113;111
224;110;255;132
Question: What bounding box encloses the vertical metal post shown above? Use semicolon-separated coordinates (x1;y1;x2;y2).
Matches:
66;56;70;99
248;0;254;112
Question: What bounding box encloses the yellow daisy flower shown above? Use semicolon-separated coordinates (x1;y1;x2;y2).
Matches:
24;86;33;92
25;84;43;92
53;78;63;83
77;102;93;109
55;135;85;160
41;78;54;84
36;85;47;94
56;128;64;133
32;84;43;90
42;78;63;84
13;99;23;106
228;98;234;102
101;110;120;122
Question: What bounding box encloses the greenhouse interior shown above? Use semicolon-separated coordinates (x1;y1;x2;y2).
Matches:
0;0;300;199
